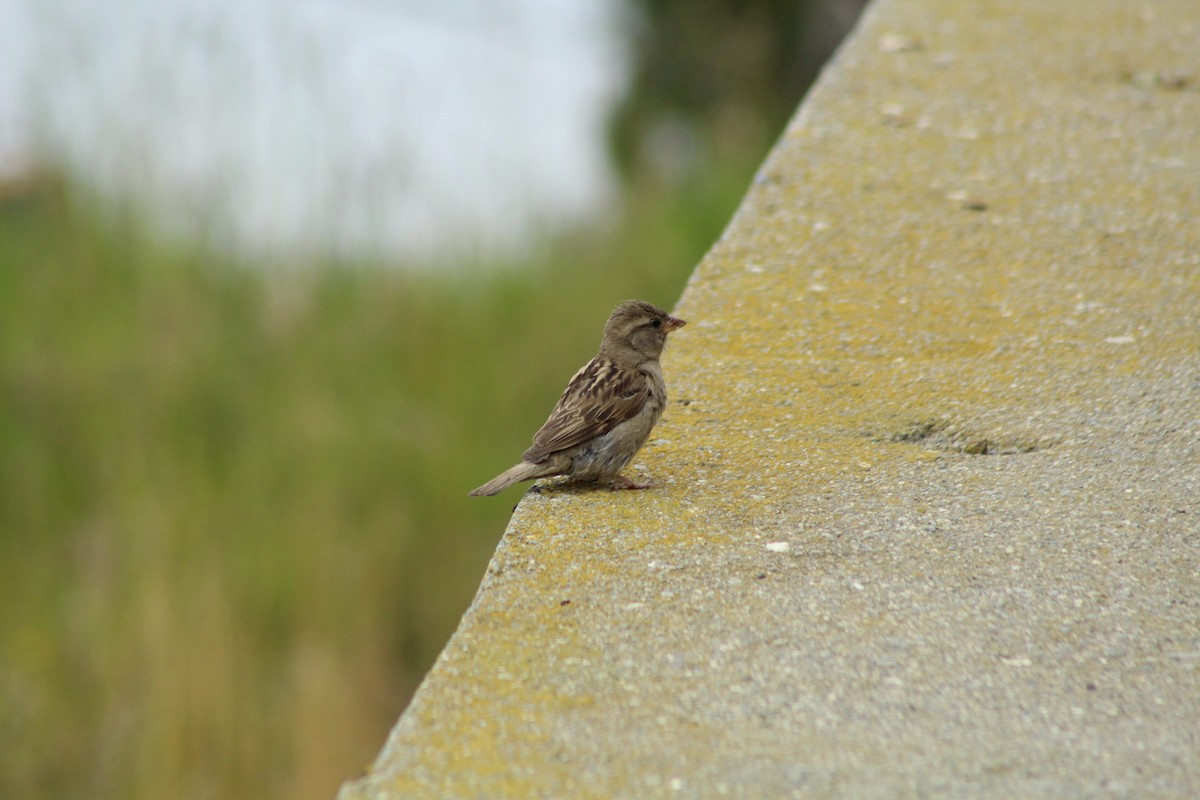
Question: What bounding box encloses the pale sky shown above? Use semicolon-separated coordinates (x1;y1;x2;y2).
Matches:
1;0;631;265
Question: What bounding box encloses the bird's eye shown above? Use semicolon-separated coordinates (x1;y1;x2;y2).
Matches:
650;318;662;328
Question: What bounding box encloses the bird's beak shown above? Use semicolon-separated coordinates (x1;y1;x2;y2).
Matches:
664;315;686;333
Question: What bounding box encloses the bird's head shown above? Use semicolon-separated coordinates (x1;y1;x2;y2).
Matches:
600;299;686;365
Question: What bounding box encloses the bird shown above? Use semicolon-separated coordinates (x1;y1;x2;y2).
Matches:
469;299;686;497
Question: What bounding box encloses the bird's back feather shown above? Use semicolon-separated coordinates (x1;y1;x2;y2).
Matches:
522;356;650;462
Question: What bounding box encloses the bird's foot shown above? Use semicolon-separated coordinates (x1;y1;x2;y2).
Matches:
609;474;652;491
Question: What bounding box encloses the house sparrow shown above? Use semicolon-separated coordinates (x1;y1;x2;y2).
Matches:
469;299;686;497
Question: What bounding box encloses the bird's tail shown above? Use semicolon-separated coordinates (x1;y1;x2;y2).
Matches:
468;461;545;497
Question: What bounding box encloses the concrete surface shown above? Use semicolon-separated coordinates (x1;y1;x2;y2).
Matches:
340;0;1200;796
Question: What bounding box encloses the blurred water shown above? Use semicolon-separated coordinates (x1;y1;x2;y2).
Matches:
0;0;630;265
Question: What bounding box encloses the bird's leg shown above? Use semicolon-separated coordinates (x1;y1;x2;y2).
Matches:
609;474;652;491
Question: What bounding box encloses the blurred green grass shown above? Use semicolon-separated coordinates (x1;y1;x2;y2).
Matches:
0;150;759;800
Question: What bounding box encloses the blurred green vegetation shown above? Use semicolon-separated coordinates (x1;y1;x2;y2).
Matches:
0;146;761;799
613;0;866;178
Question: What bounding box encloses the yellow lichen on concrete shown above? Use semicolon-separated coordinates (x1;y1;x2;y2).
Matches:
342;0;1200;796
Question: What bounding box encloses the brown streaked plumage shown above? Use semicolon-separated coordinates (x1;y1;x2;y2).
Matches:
469;300;686;497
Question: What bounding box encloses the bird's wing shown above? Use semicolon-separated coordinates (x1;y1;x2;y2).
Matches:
522;357;650;462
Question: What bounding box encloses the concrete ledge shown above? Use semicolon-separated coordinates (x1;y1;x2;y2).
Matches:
341;0;1200;796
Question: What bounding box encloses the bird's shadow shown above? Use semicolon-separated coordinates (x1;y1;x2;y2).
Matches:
526;478;655;497
527;479;604;497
